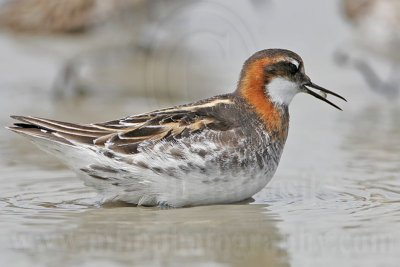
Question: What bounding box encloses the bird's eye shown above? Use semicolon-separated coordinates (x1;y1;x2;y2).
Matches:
287;62;299;74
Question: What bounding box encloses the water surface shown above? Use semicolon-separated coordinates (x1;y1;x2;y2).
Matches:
1;1;400;266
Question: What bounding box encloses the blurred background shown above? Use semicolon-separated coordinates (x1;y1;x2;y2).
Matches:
0;1;399;267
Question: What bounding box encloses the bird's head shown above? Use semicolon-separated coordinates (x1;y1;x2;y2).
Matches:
236;49;346;115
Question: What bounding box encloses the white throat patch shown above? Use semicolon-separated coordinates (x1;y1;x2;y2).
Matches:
266;77;300;105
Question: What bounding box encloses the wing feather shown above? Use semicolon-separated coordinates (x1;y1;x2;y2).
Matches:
9;95;238;154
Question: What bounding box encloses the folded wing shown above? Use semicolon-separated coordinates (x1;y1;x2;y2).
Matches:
9;95;239;155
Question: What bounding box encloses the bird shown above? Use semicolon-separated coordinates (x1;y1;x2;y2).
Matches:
8;49;346;207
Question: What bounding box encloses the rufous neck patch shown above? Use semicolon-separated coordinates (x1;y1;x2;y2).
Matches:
237;58;286;133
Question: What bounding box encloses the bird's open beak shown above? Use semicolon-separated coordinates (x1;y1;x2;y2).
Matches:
301;82;347;110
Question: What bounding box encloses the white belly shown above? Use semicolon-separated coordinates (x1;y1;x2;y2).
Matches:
81;141;282;207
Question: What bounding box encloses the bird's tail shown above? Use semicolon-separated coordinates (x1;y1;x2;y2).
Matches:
7;115;115;169
7;116;128;197
7;115;113;145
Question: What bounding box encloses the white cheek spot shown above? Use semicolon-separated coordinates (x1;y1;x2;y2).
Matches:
266;77;300;105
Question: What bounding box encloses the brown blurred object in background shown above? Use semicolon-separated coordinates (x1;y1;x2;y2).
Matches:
340;0;400;99
343;0;400;55
0;0;142;33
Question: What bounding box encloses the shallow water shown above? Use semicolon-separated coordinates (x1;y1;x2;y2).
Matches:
1;0;400;266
